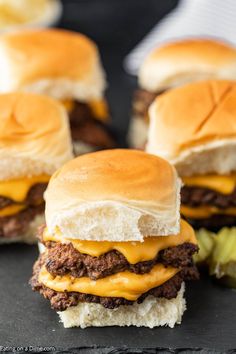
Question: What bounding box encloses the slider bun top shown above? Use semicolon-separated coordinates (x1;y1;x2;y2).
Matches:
45;149;181;242
0;29;106;100
0;92;73;180
147;80;236;176
139;39;236;92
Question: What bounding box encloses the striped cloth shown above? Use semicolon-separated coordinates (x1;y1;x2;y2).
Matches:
124;0;236;75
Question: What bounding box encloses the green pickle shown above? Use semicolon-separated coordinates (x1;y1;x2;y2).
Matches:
194;228;215;264
209;227;236;288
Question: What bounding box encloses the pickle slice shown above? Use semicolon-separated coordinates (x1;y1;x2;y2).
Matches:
193;228;215;264
209;227;236;287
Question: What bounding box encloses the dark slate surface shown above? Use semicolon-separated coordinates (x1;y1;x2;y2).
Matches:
0;1;236;352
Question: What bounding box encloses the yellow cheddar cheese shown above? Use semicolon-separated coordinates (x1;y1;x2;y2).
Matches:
0;174;50;202
88;100;109;122
181;205;236;219
39;264;179;301
0;204;26;217
43;219;197;264
60;99;75;113
182;174;236;195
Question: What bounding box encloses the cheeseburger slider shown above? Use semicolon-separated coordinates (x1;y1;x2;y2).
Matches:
31;149;198;328
0;92;73;243
129;39;236;149
147;80;236;231
0;29;115;155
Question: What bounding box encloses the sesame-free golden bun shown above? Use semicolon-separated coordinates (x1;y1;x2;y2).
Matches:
45;149;181;242
146;80;236;176
0;29;106;100
139;39;236;92
0;92;73;180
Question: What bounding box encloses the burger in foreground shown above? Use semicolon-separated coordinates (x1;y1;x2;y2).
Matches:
31;149;198;328
0;92;73;243
146;80;236;282
129;39;236;149
0;29;115;155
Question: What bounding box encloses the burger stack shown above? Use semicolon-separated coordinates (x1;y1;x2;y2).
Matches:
129;39;236;149
31;149;198;328
0;28;116;155
0;92;73;243
146;80;236;283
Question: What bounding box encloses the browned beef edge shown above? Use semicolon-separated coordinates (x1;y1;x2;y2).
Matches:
0;204;44;239
69;101;116;148
30;255;199;311
183;214;236;231
44;241;198;280
181;185;236;209
37;225;198;280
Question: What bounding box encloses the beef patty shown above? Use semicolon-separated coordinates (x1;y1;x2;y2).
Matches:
44;240;198;280
181;185;236;209
132;89;164;119
0;183;47;209
69;101;115;149
183;214;236;231
0;183;47;238
0;203;44;239
30;256;199;311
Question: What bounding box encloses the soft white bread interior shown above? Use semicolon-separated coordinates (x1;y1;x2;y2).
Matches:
0;214;44;244
0;29;106;100
45;149;181;241
139;39;236;92
146;80;236;176
58;283;185;328
0;92;73;180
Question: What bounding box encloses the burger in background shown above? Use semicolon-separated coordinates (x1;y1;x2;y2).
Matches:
0;29;116;155
0;92;73;244
146;80;236;286
129;39;236;149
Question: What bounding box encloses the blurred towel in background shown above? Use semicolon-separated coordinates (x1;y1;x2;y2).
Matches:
124;0;236;75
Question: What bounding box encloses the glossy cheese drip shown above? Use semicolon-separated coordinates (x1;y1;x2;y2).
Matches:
0;174;50;202
39;264;179;301
182;174;236;195
43;219;197;264
60;99;109;122
181;205;236;219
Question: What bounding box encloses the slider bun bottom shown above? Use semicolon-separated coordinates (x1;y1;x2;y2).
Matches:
0;214;44;245
58;283;186;328
128;115;148;149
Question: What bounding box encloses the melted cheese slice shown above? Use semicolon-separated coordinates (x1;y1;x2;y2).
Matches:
181;205;236;219
88;100;109;122
0;204;26;217
39;264;179;301
43;219;197;264
0;174;50;202
60;99;109;122
182;174;236;195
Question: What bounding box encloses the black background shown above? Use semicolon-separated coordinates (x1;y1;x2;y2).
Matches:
0;1;236;353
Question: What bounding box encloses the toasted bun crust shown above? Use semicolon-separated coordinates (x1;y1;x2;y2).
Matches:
139;39;236;91
0;92;73;180
58;284;185;328
45;149;181;241
146;80;236;176
0;29;106;100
